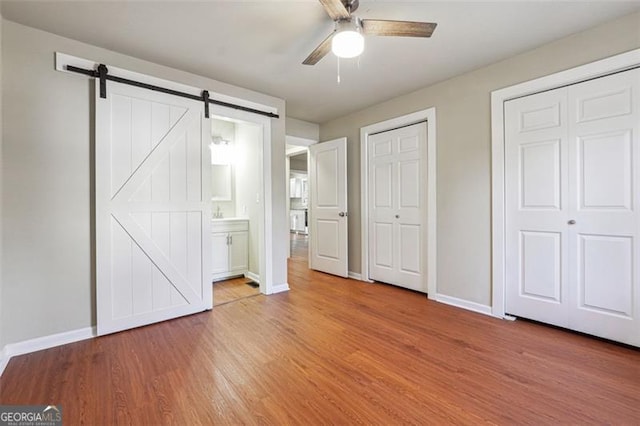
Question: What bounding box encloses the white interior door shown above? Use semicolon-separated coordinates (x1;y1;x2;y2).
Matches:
566;69;640;344
309;138;348;277
505;68;640;346
505;89;570;327
368;123;427;292
96;80;212;336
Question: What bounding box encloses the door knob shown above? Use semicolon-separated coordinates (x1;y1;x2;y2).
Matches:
339;212;347;217
395;215;400;219
568;220;576;225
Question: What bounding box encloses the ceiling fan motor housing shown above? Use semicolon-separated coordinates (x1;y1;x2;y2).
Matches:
343;0;359;13
335;16;362;32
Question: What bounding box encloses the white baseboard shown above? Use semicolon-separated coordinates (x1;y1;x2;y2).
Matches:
348;271;362;281
244;271;260;284
0;326;96;377
434;294;493;317
269;283;290;294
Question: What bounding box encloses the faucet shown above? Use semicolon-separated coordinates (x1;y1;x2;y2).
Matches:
214;205;223;219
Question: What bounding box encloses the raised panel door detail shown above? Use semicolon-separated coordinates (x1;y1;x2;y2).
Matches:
579;234;633;317
577;87;632;123
372;139;392;157
579;130;632;210
399;224;420;274
520;231;562;302
519;103;561;132
374;163;392;208
373;222;393;268
316;149;338;207
316;219;340;260
520;140;561;209
398;135;419;153
399;160;420;209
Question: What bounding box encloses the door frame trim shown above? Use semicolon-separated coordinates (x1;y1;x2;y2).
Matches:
360;108;437;296
210;108;274;296
491;48;640;318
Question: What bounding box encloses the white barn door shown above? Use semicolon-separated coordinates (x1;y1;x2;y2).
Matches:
96;80;212;336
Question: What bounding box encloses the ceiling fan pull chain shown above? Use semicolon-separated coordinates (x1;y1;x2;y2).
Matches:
337;56;341;84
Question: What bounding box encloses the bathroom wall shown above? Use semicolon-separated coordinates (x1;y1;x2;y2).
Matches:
234;122;262;276
211;118;236;218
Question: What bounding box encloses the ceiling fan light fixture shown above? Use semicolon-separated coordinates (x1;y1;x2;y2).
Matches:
331;18;364;59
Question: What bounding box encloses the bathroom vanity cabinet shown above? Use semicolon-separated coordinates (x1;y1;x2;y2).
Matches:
211;218;249;281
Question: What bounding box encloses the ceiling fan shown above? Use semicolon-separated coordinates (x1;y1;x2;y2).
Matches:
303;0;437;65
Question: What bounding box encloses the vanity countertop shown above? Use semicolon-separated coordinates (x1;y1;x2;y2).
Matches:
212;217;249;222
211;217;249;232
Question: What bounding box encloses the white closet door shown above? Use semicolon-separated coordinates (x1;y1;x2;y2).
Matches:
368;122;427;292
96;80;212;336
505;68;640;346
505;89;570;327
566;69;640;345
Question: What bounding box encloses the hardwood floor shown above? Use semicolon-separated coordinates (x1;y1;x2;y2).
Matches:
290;231;308;259
213;276;260;306
1;256;639;424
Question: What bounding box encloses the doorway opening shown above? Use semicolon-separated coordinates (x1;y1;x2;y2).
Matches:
286;144;311;263
289;150;309;260
210;114;265;306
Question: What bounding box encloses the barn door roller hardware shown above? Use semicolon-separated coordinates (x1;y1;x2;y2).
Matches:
65;63;279;119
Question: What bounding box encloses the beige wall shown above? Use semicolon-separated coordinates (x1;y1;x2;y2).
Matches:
1;20;287;346
320;12;640;306
0;12;3;348
286;117;319;141
290;154;307;172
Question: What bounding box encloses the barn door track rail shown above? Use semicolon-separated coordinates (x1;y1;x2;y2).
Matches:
66;63;279;119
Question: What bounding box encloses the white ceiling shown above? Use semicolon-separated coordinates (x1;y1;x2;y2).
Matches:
2;1;639;123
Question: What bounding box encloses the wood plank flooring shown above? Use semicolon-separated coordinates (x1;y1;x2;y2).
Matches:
213;276;260;306
290;232;308;259
1;255;639;424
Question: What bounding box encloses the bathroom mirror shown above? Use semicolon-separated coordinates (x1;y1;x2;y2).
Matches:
211;164;232;201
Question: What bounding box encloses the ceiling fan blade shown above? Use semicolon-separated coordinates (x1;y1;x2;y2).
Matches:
319;0;350;21
303;32;335;65
362;20;437;37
